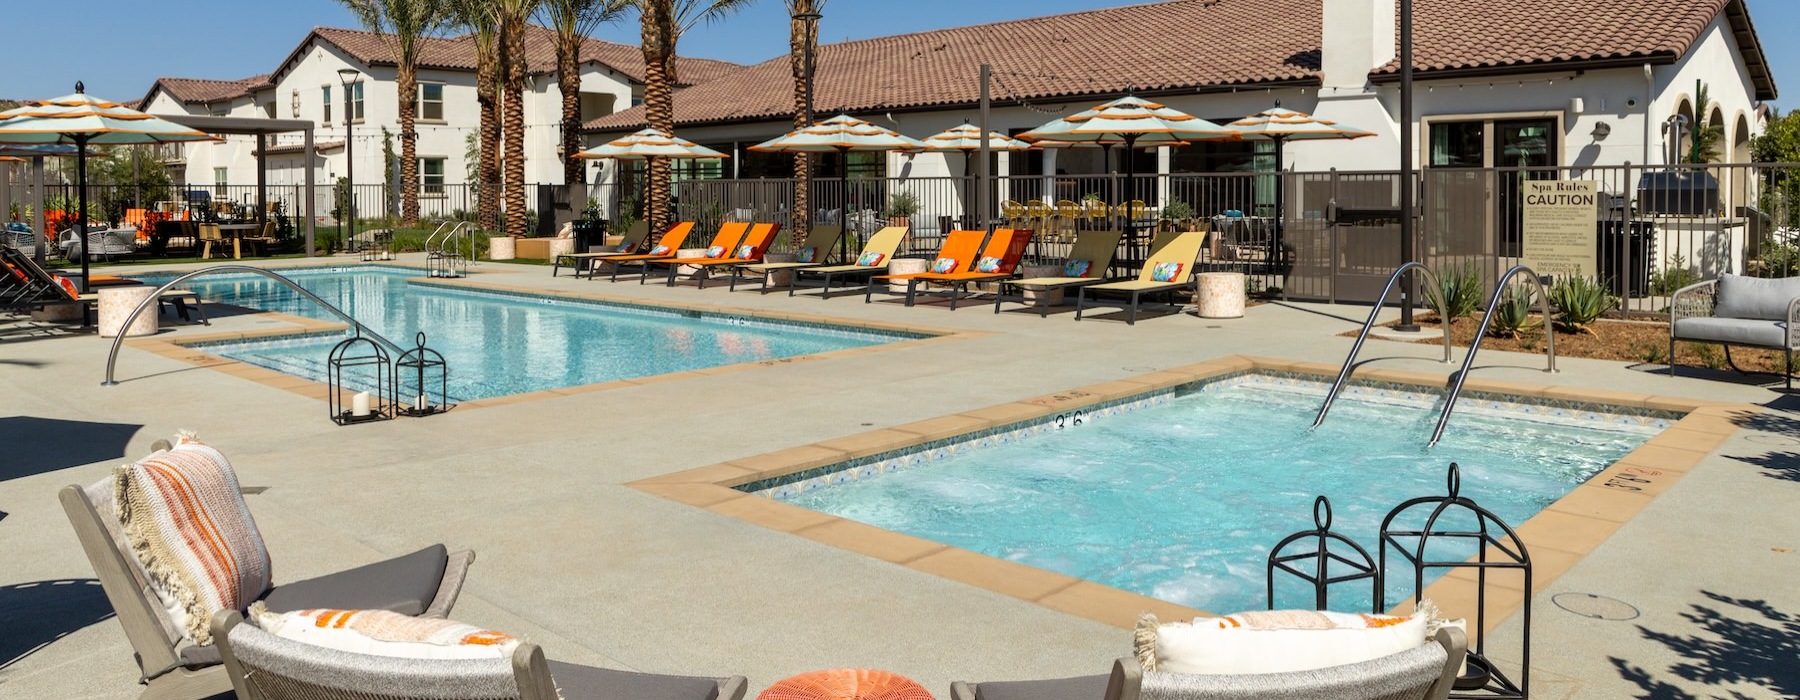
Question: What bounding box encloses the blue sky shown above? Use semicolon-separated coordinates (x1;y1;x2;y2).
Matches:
4;0;1795;110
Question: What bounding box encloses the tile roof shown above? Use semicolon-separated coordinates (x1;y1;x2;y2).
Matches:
150;75;272;105
308;26;738;86
585;0;1773;133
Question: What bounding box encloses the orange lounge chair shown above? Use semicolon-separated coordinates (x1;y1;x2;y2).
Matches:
634;222;749;284
789;226;909;299
906;228;1035;309
864;229;988;305
666;223;782;288
994;229;1125;317
598;221;699;282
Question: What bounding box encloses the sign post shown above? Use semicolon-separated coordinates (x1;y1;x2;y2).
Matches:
1521;180;1597;278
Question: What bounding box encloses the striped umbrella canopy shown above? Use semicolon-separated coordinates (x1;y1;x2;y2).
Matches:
0;83;218;290
1225;106;1376;142
1016;96;1237;145
748;114;926;154
574;128;728;161
0;144;101;157
918;122;1031;152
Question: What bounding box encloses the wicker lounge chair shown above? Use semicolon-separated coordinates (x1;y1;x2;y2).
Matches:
865;229;988;304
634;221;749;284
950;627;1464;700
729;225;843;293
1074;228;1209;324
553;220;650;278
60;471;475;700
903;228;1036;309
790;226;909;299
211;611;746;700
666;222;783;288
994;229;1124;317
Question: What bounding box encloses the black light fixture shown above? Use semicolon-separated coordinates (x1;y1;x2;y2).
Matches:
327;331;392;425
1266;495;1381;612
337;69;361;253
393;331;451;417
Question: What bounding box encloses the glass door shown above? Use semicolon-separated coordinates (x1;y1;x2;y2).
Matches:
1495;119;1559;257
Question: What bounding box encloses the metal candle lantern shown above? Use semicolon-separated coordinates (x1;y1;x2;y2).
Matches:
393;331;450;417
1266;495;1381;612
326;331;392;425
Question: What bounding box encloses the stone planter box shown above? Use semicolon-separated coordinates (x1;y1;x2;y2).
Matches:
513;238;572;260
99;285;157;338
674;248;708;280
1020;264;1065;306
1195;271;1245;319
763;252;797;288
488;236;515;261
886;258;928;292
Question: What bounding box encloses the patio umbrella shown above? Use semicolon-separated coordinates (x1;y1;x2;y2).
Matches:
919;122;1030;177
1226;106;1374;244
575;128;726;227
750;115;926;256
0;83;217;291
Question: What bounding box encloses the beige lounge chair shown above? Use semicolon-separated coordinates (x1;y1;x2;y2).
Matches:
790;226;908;299
211;612;747;700
552;220;651;279
950;627;1464;700
728;224;842;293
1074;227;1209;324
994;229;1124;317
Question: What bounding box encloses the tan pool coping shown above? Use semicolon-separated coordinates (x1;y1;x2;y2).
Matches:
121;266;977;410
629;355;1757;632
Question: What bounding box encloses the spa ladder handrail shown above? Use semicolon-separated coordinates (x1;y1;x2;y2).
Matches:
426;221;473;278
103;266;404;386
1312;262;1453;430
1427;265;1557;447
421;221;453;256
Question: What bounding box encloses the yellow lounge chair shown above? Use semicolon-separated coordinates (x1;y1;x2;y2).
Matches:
1075;227;1209;324
728;224;842;293
790;226;909;299
995;229;1124;317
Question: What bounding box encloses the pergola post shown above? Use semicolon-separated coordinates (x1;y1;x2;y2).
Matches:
31;155;45;263
256;133;268;225
304;127;316;257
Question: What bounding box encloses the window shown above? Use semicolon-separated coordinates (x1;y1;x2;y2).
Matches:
322;86;332;124
419;157;445;195
350;82;365;122
213;167;229;196
417;83;444;121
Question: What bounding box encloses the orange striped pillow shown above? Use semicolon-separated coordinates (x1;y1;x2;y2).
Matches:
250;604;521;659
115;432;272;645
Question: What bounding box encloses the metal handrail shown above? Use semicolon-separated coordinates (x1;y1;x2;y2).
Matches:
1428;265;1557;446
103;266;403;386
422;221;452;257
1313;261;1453;429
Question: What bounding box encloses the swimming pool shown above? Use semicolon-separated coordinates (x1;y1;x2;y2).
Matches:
136;266;919;401
744;372;1671;614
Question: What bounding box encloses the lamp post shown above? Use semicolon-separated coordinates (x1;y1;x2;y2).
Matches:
1396;0;1419;331
337;69;360;252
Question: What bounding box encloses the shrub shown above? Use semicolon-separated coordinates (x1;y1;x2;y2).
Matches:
1756;241;1800;278
1488;284;1539;339
1549;275;1618;335
1425;261;1483;322
1691;342;1725;370
1648;252;1699;295
1632;342;1668;365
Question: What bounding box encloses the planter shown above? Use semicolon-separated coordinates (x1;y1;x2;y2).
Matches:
763;252;797;289
98;285;158;338
886;258;928;293
488;236;515;261
548;238;575;258
1195;271;1246;319
1020;264;1065;306
674;248;708;281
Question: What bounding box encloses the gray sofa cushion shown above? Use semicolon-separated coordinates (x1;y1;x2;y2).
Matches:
257;544;448;616
547;660;721;700
1714;274;1800;321
974;674;1112;700
1674;317;1790;348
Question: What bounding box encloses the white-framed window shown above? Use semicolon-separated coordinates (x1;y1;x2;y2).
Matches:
349;82;365;122
417;83;444;121
419;157;445;195
213;167;229;196
321;86;332;125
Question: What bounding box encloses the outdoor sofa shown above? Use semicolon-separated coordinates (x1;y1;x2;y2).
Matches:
1670;273;1800;389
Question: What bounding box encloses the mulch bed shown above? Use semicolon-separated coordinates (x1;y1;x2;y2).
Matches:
1356;315;1797;375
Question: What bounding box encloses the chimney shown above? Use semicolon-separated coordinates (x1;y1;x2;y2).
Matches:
1321;0;1397;89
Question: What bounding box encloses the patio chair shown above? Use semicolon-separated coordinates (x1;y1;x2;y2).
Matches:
901;228;1036;309
1074;227;1209;325
1;246;95;324
949;628;1464;700
198;223;224;260
790;226;909;299
635;221;750;284
210;611;746;700
554;220;651;279
60;465;476;700
728;224;842;293
865;229;988;304
596;221;699;282
665;222;782;288
994;229;1124;317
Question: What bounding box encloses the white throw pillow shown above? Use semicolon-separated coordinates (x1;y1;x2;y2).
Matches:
1138;600;1438;675
250;604;520;660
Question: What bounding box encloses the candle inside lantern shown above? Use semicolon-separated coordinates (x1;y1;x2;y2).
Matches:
414;393;427;411
351;391;371;417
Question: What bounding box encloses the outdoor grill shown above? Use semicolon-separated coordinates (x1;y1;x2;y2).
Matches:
1636;170;1721;216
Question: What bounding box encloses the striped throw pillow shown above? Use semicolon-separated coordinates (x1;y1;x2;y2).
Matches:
250;604;520;660
115;433;272;645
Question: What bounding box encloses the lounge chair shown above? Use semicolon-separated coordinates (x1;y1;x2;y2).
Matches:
2;246;98;324
949;627;1464;700
597;221;699;282
903;228;1036;309
994;229;1125;317
864;229;988;304
1074;227;1209;324
790;226;909;299
636;222;750;284
728;225;843;293
211;611;747;700
60;460;476;700
666;222;783;288
554;220;650;279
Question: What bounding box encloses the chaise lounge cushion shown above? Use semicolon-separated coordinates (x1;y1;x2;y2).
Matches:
251;605;519;660
970;673;1110;700
258;544;449;616
1673;316;1790;348
1714;274;1800;321
548;660;724;700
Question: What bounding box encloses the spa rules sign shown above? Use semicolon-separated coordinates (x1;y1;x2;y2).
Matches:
1521;180;1598;277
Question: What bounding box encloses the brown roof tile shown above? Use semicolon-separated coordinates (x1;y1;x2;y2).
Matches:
586;0;1770;133
152;75;272;105
311;26;737;86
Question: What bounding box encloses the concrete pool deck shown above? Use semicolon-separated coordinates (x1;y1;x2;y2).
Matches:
3;254;1796;699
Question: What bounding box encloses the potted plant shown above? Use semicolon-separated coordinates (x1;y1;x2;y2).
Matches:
1161;198;1196;232
884;189;920;228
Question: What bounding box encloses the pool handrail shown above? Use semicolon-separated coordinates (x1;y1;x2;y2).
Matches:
1427;266;1556;446
421;221;452;256
102;266;405;387
1312;261;1453;430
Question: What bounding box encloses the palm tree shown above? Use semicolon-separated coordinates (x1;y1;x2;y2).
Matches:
446;0;502;233
541;0;629;188
629;0;753;236
784;0;825;248
1686;80;1724;164
340;0;446;228
497;0;543;237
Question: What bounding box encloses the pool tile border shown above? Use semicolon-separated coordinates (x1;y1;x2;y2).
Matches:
629;355;1757;632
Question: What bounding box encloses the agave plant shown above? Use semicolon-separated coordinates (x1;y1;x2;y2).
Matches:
1425;261;1483;322
1549;275;1619;335
1488;284;1539;340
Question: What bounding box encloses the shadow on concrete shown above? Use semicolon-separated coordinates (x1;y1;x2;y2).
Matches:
0;579;115;670
1609;590;1800;699
0;416;143;480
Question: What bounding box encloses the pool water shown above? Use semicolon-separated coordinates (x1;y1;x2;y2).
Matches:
138;267;913;401
778;378;1660;614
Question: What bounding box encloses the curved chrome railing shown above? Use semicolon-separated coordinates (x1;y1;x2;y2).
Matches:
1428;265;1557;446
1313;261;1454;429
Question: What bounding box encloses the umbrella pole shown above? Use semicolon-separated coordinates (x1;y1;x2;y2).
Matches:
1123;136;1138;271
76;135;90;293
838;145;852;261
1272;136;1285;283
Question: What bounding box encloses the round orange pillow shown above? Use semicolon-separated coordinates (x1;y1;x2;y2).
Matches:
757;669;934;700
